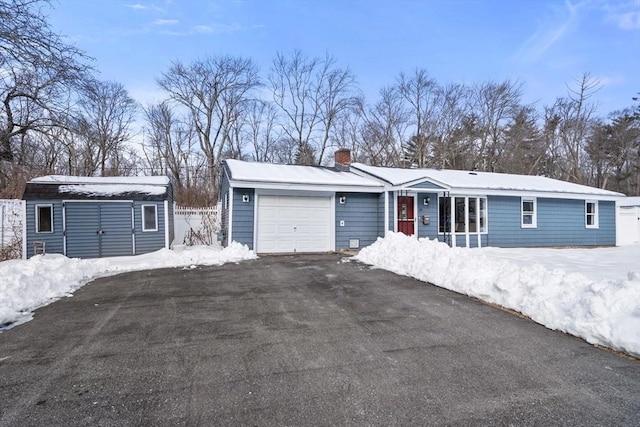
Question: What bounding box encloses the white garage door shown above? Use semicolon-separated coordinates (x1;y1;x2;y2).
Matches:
256;195;332;253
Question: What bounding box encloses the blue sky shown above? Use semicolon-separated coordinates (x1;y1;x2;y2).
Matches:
48;0;639;117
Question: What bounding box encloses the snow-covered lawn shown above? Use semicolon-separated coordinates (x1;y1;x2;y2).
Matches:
355;233;640;358
0;242;257;329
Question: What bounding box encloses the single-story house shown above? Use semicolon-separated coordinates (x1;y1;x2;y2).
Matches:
22;175;174;259
617;196;640;246
220;149;624;253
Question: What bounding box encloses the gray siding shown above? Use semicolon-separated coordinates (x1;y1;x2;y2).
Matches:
487;196;616;247
416;192;439;239
231;188;254;248
336;192;382;250
377;193;385;237
25;200;64;258
167;183;175;245
134;201;166;254
388;191;394;231
219;172;231;247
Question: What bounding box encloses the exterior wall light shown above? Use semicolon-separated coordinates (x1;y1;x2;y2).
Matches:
242;194;250;203
424;197;430;206
339;196;346;204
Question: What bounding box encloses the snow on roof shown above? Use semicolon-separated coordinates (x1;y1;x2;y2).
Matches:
59;184;167;197
225;159;383;189
351;163;624;197
30;175;170;186
618;196;640;207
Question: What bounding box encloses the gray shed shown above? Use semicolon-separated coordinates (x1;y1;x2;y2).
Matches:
22;175;174;259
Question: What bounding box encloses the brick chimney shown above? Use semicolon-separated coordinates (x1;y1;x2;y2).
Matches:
334;148;351;171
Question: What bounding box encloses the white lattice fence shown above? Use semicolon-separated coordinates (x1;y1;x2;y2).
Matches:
173;204;219;246
1;199;24;260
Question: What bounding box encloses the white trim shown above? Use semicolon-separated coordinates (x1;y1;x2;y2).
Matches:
521;197;537;228
252;192;259;251
35;204;54;234
330;194;336;250
141;204;158;232
164;200;170;248
229;179;383;194
384;191;389;236
585;200;599;229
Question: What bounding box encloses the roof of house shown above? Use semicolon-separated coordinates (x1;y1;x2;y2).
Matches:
351;163;624;198
223;159;384;191
23;175;171;201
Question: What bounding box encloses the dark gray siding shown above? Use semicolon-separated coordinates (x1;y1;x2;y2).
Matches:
377;193;385;237
388;191;394;231
335;192;382;250
65;202;100;258
219;171;231;247
25;200;64;258
487;196;616;247
231;188;254;248
416;192;439;239
134;201;166;254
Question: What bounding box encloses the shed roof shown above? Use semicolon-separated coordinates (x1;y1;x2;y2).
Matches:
224;159;384;191
23;175;171;201
351;163;624;198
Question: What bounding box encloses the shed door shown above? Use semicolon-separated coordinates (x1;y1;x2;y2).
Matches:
256;195;332;253
65;202;133;258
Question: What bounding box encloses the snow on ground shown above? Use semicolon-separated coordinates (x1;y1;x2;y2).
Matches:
355;233;640;357
0;242;257;330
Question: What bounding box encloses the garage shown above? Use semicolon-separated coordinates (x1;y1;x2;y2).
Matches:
256;195;333;253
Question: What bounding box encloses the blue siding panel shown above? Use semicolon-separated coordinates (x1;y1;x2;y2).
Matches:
487;196;616;247
231;188;254;249
65;203;101;258
25;200;64;258
388;191;394;231
219;171;231;247
336;192;382;250
408;180;445;190
134;201;166;254
416;192;439;239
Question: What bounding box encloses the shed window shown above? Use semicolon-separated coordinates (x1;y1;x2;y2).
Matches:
585;201;598;228
35;204;53;233
142;205;158;231
521;197;537;228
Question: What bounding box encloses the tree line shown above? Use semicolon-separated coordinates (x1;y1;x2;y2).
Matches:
1;0;639;205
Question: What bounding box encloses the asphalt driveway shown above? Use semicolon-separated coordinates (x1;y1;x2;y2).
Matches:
0;254;638;426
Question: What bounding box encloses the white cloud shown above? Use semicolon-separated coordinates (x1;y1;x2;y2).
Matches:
192;23;243;34
513;1;580;63
153;18;179;26
610;10;640;29
126;3;147;10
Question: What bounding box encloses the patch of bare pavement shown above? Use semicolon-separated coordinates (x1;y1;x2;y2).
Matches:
0;254;638;426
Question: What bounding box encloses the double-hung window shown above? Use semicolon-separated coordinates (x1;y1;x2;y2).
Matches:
585;201;598;228
35;204;53;233
521;197;537;228
142;205;158;232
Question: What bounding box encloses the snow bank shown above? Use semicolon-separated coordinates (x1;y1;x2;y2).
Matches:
0;242;257;329
355;233;640;357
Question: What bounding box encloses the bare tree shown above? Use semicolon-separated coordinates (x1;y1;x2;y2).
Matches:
397;69;440;167
75;80;137;176
269;50;359;165
0;0;90;173
358;86;409;166
157;55;260;196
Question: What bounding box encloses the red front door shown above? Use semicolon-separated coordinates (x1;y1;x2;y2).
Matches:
397;196;415;235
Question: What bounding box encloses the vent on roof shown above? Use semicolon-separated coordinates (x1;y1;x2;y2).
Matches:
469;172;478;175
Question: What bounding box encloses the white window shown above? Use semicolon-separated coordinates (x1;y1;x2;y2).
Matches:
142;205;158;232
35;204;53;233
521;197;537;228
585;201;598;228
